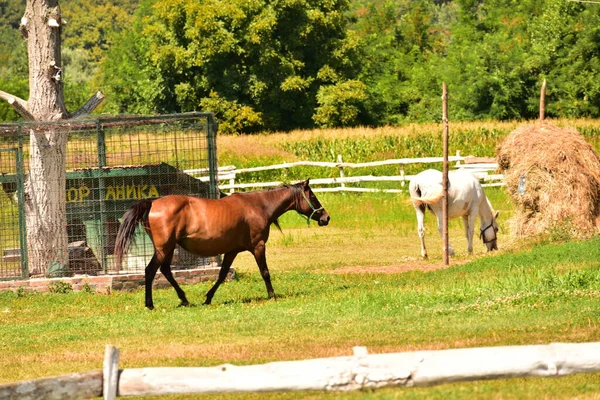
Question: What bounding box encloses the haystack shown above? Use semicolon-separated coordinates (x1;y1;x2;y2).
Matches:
496;122;600;237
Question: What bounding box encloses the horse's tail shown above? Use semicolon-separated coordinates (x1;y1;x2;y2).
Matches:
408;181;443;208
114;199;153;270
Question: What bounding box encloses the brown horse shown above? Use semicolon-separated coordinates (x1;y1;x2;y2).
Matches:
114;180;330;309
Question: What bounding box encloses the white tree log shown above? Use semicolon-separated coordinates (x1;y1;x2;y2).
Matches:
117;342;600;396
71;91;105;119
0;90;34;120
0;371;102;400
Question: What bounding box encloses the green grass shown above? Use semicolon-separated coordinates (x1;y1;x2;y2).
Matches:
2;121;600;398
1;188;599;398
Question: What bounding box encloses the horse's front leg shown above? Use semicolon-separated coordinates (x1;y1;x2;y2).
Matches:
466;212;477;254
462;215;473;254
415;204;428;259
253;243;275;299
435;211;454;256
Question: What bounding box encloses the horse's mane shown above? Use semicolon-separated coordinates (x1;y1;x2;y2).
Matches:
267;182;305;233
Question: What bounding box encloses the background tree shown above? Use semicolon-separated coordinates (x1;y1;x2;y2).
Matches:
0;0;104;275
99;0;363;132
529;0;600;117
2;0;600;130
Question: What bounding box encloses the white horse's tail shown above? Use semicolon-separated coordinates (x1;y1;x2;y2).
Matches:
409;183;443;208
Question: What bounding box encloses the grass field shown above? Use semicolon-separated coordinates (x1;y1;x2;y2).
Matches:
1;186;600;399
1;121;600;399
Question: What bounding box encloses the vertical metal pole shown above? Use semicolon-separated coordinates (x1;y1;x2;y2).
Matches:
16;124;28;277
442;83;450;266
206;113;219;199
206;113;222;268
97;120;108;272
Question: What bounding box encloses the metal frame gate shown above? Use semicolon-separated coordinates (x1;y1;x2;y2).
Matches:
0;112;219;279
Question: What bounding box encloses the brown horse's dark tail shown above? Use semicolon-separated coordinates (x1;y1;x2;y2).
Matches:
114;199;153;270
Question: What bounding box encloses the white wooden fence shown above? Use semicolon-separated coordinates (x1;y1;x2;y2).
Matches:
185;153;503;193
2;342;600;399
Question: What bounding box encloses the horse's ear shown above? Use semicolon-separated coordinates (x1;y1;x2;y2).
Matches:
494;210;500;220
303;179;310;187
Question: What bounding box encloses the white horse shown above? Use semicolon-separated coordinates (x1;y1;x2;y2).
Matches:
409;169;499;259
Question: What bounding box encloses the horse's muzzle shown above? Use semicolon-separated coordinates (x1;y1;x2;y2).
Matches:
318;213;330;226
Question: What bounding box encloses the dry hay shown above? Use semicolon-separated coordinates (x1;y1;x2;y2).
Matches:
496;122;600;237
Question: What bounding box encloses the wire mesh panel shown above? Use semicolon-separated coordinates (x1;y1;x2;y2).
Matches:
0;113;219;279
0;148;25;280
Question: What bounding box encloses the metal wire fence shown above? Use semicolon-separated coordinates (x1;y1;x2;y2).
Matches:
0;113;219;280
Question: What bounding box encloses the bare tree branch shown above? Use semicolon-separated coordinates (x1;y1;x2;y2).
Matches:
71;91;105;119
0;90;34;120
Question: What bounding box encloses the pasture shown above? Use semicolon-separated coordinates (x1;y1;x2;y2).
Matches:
1;120;600;399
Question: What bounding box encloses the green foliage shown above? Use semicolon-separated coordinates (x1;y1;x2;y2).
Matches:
47;281;74;294
0;0;138;121
98;0;362;132
61;1;137;63
15;286;25;298
199;91;263;134
81;282;95;294
313;80;367;127
529;0;600;118
2;0;600;128
95;3;167;115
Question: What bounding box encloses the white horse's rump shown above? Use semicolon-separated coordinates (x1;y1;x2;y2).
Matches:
409;169;499;259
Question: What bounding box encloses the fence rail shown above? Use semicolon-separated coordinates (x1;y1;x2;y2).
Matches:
2;342;599;399
187;154;502;193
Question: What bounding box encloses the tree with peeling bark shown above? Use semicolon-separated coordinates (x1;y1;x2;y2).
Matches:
0;0;105;276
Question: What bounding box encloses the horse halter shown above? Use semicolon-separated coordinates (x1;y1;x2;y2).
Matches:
299;189;323;225
480;221;497;243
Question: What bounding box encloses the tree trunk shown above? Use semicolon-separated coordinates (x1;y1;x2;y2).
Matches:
0;0;104;276
21;0;69;275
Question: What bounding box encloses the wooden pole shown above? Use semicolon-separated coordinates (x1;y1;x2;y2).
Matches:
441;83;449;266
539;79;547;123
103;345;120;400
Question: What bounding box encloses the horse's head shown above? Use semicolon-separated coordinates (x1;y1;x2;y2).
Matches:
296;179;330;226
480;210;500;251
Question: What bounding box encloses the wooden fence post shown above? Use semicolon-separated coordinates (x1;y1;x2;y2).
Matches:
539;79;547;123
337;154;345;188
228;170;236;194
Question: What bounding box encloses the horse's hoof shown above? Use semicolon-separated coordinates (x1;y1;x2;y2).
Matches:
178;301;190;308
146;305;154;310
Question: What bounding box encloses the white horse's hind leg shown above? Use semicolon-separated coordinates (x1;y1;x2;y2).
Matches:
415;205;428;259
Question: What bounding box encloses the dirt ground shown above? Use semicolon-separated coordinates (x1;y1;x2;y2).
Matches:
325;257;469;274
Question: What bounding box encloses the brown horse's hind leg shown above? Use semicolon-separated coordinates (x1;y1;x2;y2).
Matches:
253;244;275;299
204;251;238;305
145;254;161;310
159;249;189;308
